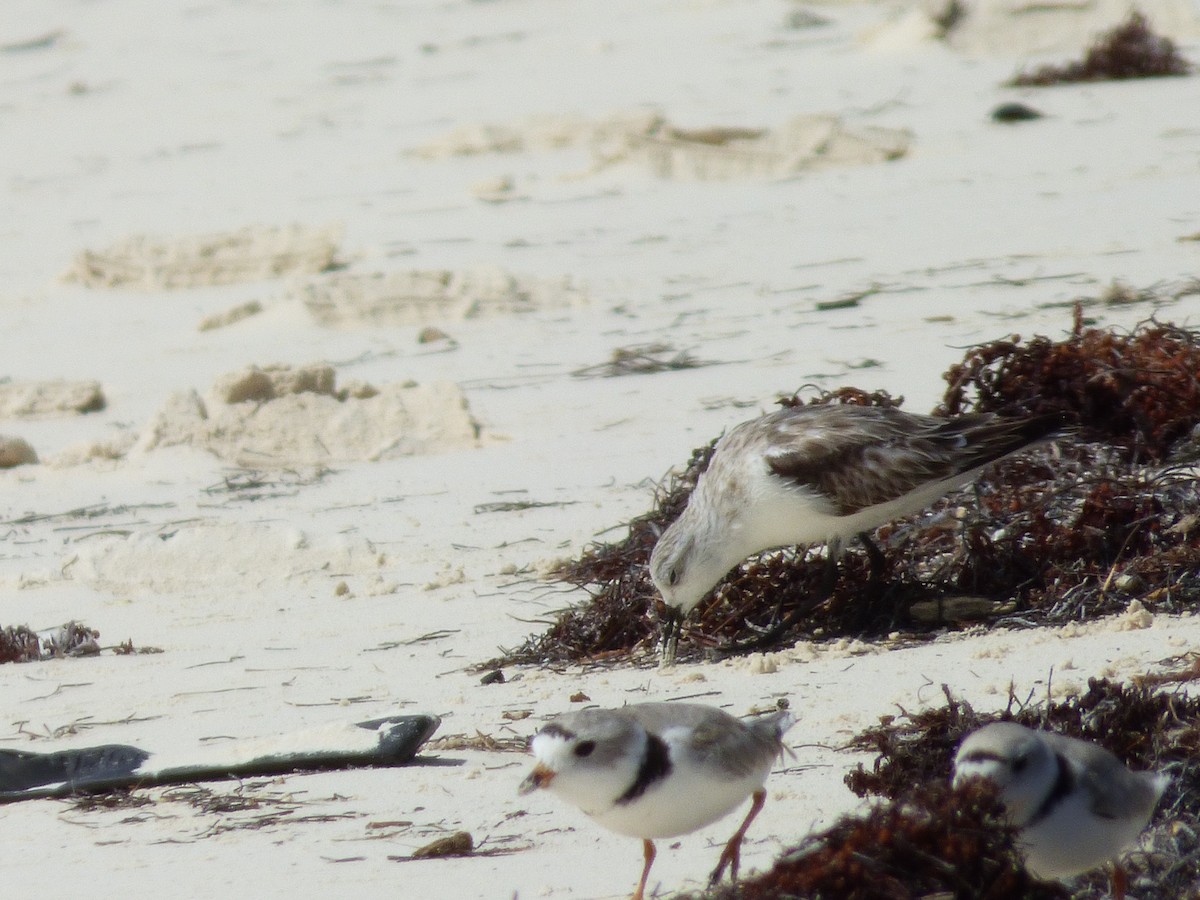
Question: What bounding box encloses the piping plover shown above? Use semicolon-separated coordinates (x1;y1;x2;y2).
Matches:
953;721;1168;897
519;702;795;900
649;404;1058;662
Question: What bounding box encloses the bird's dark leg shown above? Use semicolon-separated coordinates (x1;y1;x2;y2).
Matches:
660;607;682;667
822;536;844;594
709;789;766;885
857;531;887;582
632;839;656;900
710;540;841;659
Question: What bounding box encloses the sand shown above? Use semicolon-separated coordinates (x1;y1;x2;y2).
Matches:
2;1;1199;897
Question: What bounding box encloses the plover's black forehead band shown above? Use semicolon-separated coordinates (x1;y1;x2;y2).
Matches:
540;723;576;740
960;749;1009;765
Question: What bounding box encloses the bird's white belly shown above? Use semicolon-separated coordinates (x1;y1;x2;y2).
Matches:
749;469;980;551
592;758;769;840
1021;792;1147;878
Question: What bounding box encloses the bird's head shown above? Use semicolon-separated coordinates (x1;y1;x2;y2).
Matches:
519;710;646;815
953;722;1056;826
649;514;737;617
649;518;737;664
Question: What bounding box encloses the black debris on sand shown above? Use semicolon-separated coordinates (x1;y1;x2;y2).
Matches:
0;621;101;664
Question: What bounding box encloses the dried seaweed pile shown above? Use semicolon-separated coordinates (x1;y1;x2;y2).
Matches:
1010;12;1193;86
0;621;100;664
490;317;1200;667
886;442;1200;622
832;679;1200;899
571;342;713;379
691;780;1063;900
939;312;1200;462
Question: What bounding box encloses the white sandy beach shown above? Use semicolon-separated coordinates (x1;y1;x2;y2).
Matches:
2;1;1200;897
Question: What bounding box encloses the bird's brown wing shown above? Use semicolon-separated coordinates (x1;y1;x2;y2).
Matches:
762;406;1056;516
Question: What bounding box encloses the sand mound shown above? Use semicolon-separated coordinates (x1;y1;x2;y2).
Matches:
198;300;265;332
63;224;341;290
66;522;389;594
0;380;105;417
867;0;1200;57
135;364;479;466
301;267;588;328
604;116;910;180
413;110;663;158
0;435;37;468
415;111;910;180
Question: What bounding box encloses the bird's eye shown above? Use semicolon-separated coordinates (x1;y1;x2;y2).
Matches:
574;740;596;758
667;568;679;587
1011;755;1028;774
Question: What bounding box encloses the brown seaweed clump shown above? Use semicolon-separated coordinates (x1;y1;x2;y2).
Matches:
677;679;1200;898
692;779;1064;900
841;679;1200;899
1010;12;1193;86
939;312;1200;462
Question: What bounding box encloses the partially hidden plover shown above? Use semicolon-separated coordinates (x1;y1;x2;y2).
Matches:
954;721;1168;898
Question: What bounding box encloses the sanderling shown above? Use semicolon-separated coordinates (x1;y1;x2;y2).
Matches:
519;702;794;900
954;721;1168;898
649;404;1058;662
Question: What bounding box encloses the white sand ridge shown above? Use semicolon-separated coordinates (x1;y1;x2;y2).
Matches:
415;110;911;180
0;380;106;418
64;521;392;595
132;363;480;467
62;224;342;290
301;266;588;328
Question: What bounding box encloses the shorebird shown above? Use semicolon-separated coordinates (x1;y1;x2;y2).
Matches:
954;721;1168;898
649;403;1058;662
519;702;794;900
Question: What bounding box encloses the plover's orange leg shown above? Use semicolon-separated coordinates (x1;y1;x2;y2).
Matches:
632;839;656;900
709;788;766;884
1111;861;1127;900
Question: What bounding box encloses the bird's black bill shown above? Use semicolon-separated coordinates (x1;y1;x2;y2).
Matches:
660;606;683;666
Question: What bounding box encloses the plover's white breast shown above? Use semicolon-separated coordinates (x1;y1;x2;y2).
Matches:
592;723;774;840
1021;785;1149;878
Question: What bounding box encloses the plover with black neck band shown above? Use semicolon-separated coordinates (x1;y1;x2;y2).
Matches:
954;721;1168;899
519;702;794;900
